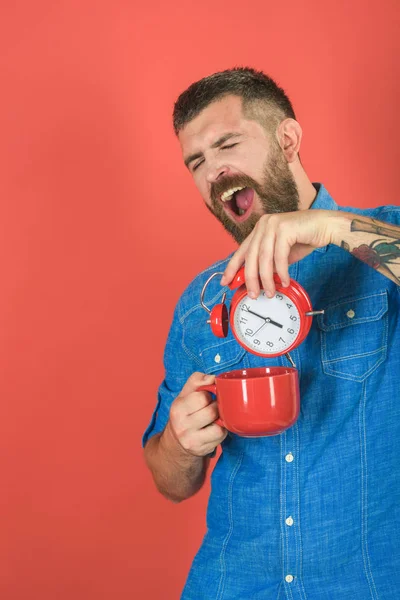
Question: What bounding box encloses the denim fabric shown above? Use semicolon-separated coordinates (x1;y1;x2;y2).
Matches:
143;184;400;600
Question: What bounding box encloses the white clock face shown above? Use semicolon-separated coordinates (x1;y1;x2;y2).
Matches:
233;290;301;355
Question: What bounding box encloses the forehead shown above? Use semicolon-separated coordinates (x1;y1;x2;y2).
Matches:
178;95;266;153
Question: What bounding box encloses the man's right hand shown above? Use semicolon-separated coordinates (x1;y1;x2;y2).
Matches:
166;372;228;457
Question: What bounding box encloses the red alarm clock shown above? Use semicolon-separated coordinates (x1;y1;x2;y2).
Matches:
201;266;323;364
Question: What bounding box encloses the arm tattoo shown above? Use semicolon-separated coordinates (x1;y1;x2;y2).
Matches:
340;217;400;285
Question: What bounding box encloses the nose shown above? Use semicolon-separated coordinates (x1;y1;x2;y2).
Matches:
205;163;230;184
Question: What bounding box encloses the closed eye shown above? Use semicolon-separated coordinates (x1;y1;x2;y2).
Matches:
221;143;238;150
192;143;238;171
192;159;204;172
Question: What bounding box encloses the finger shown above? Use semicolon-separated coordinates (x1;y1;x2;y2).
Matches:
196;422;228;445
189;401;219;429
179;372;215;397
288;242;314;264
244;225;267;298
258;229;277;298
220;232;254;286
274;234;291;288
183;390;216;416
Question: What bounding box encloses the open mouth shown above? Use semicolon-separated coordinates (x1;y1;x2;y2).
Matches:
220;186;254;222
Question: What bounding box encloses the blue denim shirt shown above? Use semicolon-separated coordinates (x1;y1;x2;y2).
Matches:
143;184;400;600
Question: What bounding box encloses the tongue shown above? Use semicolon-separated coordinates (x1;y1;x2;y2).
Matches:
235;188;254;210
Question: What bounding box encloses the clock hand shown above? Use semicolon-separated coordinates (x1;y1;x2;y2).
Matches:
243;308;268;321
267;318;283;329
244;307;284;329
251;317;283;337
242;308;269;337
251;321;268;337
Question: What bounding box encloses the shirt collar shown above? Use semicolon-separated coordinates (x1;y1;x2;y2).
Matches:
309;183;337;252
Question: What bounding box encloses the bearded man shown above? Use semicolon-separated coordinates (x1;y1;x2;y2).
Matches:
143;67;400;600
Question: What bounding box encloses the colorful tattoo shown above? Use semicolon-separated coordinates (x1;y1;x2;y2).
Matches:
340;218;400;285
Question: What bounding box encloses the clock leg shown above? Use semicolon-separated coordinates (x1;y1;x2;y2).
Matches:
285;352;297;369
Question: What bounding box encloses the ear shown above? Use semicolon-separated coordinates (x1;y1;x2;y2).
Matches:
276;119;302;163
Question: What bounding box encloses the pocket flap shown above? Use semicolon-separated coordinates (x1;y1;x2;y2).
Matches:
317;290;388;332
199;338;246;374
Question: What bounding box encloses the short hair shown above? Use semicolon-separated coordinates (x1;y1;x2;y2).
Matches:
173;67;296;135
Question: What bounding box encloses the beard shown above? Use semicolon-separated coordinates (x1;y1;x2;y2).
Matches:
207;147;299;244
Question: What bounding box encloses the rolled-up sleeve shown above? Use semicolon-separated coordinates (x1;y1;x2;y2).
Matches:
142;300;200;447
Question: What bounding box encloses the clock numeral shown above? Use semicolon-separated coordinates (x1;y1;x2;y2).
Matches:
276;294;283;300
241;304;250;312
287;328;295;334
279;337;286;344
266;341;274;347
240;318;248;324
253;339;261;345
245;328;254;336
286;303;293;309
289;315;297;321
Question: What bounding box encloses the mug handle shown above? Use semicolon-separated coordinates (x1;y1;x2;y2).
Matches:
196;384;225;428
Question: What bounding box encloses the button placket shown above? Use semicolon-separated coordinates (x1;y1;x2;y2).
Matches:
282;427;298;594
281;421;306;599
279;347;304;598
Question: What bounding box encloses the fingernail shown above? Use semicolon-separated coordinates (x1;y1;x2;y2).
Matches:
266;290;273;298
220;276;226;285
249;291;256;299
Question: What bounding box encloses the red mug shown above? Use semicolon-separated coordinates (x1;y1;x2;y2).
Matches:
197;366;300;437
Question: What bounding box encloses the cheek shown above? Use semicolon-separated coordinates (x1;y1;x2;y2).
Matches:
194;177;211;206
228;156;259;182
240;145;268;175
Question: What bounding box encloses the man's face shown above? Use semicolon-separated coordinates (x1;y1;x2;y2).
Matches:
178;95;299;244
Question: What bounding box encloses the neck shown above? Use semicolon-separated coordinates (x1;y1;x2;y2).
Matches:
291;161;317;210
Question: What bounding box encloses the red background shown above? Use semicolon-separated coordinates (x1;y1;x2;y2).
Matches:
0;1;399;598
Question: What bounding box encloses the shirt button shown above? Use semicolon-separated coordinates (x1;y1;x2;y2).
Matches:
346;309;355;319
214;354;221;363
285;575;294;583
285;516;294;526
285;453;294;463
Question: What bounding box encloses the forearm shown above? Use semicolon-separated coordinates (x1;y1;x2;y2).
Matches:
330;212;400;285
144;422;209;503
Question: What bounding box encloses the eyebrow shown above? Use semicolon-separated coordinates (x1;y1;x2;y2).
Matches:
184;132;242;169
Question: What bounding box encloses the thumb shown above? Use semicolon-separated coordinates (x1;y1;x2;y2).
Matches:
288;243;314;265
179;372;215;397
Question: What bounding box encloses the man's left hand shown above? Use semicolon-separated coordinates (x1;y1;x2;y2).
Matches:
220;209;341;298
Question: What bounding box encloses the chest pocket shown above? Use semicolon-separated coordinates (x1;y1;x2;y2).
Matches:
199;339;247;375
317;290;389;382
